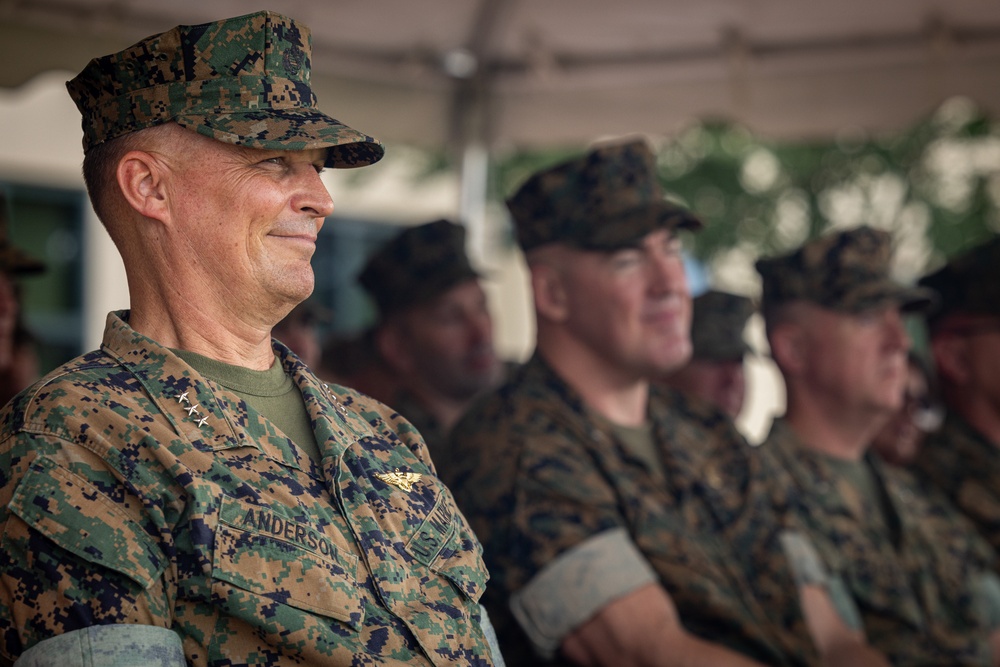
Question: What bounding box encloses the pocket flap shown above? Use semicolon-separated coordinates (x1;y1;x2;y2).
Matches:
214;496;363;629
8;457;166;589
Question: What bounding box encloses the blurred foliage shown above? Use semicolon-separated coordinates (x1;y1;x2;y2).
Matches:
489;96;1000;278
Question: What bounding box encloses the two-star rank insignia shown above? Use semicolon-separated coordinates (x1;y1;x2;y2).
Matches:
374;469;422;492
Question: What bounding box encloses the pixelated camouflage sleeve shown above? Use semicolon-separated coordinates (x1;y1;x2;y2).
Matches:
0;433;175;661
14;624;185;667
506;423;636;575
509;527;657;658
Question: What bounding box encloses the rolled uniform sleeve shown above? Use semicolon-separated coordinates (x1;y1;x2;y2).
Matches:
510;527;657;658
478;604;508;667
445;356;800;667
14;625;185;667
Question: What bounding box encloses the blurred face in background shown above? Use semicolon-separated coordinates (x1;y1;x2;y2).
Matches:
554;229;692;379
382;279;500;400
795;303;910;418
663;357;746;419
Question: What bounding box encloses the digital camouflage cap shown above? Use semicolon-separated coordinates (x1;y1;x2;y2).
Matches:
919;234;1000;329
506;138;701;252
690;290;755;362
66;10;383;168
358;219;481;318
755;226;934;315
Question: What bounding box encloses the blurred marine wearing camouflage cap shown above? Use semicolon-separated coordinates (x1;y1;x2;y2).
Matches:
918;234;1000;331
357;219;500;456
66;10;383;168
506;138;701;251
911;238;1000;561
756;225;934;315
661;290;755;419
689;290;755;362
358;219;481;317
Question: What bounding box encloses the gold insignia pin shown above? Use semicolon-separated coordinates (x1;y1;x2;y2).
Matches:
374;469;422;492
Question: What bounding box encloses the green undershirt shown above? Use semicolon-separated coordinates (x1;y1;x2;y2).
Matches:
173;349;320;463
822;454;897;544
600;416;663;478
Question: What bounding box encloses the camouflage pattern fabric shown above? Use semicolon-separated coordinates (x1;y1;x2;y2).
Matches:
759;419;998;665
919;234;1000;328
914;413;1000;555
15;624;185;667
0;310;496;666
689;290;755;362
505;139;701;252
359;219;480;317
390;389;448;462
66;11;383;168
756;226;934;314
442;354;818;667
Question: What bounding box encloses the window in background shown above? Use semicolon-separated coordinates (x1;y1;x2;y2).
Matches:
312;216;401;339
3;183;85;376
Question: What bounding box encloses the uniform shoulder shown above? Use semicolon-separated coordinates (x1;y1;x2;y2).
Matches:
0;349;122;438
650;385;751;450
452;361;586;461
328;382;433;464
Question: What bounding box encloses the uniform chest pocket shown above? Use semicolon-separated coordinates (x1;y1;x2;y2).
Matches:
212;496;364;631
404;491;488;602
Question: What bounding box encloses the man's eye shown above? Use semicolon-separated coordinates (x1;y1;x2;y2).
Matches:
611;252;642;268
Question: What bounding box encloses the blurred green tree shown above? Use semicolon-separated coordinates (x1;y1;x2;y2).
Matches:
490;95;1000;282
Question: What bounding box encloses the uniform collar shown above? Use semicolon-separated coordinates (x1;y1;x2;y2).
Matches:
99;310;376;469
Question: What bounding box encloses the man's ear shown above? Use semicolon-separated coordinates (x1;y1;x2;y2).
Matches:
931;334;970;386
531;262;570;323
769;322;807;376
117;150;170;224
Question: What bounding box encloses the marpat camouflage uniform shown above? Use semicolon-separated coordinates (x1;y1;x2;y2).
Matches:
390;389;448;460
759;419;999;665
0;311;496;666
442;354;818;667
915;412;1000;555
914;234;1000;555
753;226;998;664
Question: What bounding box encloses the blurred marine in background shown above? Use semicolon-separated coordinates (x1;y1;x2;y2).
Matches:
660;289;754;420
359;218;503;457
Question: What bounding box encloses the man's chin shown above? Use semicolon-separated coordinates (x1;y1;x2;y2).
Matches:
653;339;692;375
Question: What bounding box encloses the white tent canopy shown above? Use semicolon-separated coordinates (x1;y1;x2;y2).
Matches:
2;0;999;440
3;0;1000;151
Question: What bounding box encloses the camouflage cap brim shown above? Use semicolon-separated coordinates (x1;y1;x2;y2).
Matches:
574;201;703;251
757;226;934;316
825;281;936;315
507;139;703;252
66;10;384;169
177;109;383;168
